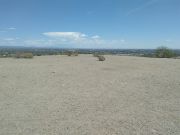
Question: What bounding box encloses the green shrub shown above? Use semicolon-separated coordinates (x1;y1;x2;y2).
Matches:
14;52;34;59
155;46;176;58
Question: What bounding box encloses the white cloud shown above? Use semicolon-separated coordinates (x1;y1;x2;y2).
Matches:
0;32;126;48
165;39;172;42
3;38;15;41
7;27;16;30
0;38;19;46
91;35;100;39
126;0;160;15
0;27;16;32
42;32;126;48
120;39;125;43
43;32;87;40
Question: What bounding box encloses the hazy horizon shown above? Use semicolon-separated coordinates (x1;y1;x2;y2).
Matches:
0;0;180;49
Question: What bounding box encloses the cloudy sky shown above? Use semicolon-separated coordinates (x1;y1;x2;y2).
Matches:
0;0;180;49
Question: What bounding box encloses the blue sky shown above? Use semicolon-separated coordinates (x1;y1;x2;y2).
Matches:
0;0;180;49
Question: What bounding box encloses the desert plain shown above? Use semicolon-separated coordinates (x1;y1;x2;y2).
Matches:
0;55;180;135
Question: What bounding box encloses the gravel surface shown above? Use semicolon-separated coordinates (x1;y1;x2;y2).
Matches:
0;55;180;135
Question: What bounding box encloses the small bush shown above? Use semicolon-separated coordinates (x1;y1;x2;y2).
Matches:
36;54;42;56
97;55;105;61
155;46;176;58
66;51;72;56
14;52;34;59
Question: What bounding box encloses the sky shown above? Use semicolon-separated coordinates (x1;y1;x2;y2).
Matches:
0;0;180;49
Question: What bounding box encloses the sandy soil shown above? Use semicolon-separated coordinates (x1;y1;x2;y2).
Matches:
0;55;180;135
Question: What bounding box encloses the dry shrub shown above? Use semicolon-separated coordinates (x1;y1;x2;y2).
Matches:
97;55;105;61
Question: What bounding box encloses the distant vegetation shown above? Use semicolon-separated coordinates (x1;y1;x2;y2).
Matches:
14;52;34;59
0;46;180;58
155;46;176;58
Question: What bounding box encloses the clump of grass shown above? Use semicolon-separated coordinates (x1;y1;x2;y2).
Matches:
14;52;34;59
97;55;105;61
92;53;105;61
155;46;176;58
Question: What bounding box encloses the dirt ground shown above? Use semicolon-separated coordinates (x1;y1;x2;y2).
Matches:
0;55;180;135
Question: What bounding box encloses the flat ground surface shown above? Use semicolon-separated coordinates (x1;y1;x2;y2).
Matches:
0;55;180;135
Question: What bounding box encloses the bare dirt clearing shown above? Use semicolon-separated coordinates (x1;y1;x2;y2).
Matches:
0;55;180;135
